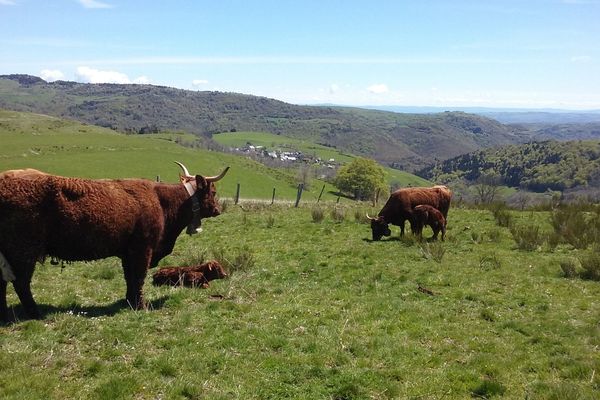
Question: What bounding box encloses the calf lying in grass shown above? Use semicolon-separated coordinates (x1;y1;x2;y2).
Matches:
152;260;227;288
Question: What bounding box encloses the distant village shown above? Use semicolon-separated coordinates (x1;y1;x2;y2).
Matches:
230;143;338;170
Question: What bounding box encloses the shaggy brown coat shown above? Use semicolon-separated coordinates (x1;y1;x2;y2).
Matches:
152;260;228;288
0;165;228;321
370;185;452;241
412;204;447;241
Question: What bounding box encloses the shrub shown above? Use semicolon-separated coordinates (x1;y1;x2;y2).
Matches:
579;251;600;281
491;204;512;228
311;207;324;223
265;214;275;228
510;224;544;251
551;206;594;249
480;253;502;270
211;246;255;274
331;206;345;223
559;259;578;278
419;242;445;263
487;228;502;243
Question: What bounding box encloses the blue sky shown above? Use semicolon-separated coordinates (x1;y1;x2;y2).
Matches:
1;0;599;109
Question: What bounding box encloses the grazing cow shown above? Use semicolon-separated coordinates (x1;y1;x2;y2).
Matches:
0;162;229;321
367;185;452;241
152;260;228;288
412;204;446;241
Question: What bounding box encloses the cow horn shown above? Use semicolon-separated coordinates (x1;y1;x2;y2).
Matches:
174;161;193;178
366;213;376;220
206;166;230;183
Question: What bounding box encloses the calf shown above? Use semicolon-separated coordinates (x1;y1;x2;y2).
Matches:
152;260;228;288
412;204;446;241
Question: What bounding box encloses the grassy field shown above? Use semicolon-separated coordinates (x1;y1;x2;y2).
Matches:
0;110;341;201
1;204;599;399
0;110;430;202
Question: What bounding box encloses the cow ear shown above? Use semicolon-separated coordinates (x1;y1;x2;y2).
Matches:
195;175;208;190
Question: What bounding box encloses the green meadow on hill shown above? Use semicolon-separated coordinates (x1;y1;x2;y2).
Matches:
0;109;599;399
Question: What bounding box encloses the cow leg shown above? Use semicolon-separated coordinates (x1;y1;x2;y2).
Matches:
122;249;151;310
0;279;7;322
12;262;40;319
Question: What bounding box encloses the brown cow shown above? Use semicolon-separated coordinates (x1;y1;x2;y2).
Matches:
367;185;451;241
0;162;229;321
412;204;446;241
152;260;228;288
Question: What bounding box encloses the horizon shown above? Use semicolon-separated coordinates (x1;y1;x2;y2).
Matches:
1;1;599;111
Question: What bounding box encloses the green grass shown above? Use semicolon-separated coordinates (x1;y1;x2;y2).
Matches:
1;110;598;398
1;205;599;399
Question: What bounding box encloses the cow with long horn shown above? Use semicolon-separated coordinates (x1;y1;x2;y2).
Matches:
0;162;229;321
368;185;452;241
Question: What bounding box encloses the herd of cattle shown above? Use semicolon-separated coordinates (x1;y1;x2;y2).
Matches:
0;166;451;321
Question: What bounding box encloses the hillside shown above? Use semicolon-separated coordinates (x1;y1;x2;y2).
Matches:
0;74;524;171
0;109;433;200
418;140;600;192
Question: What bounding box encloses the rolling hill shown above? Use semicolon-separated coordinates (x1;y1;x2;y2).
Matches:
0;74;524;172
0;109;432;200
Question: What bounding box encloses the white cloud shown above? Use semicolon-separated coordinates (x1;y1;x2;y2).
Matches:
0;0;17;6
75;66;148;84
192;79;209;86
78;0;113;9
367;83;389;94
40;69;65;82
329;84;340;94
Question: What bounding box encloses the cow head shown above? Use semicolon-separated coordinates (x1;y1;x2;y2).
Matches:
176;162;229;235
367;214;391;241
413;205;429;220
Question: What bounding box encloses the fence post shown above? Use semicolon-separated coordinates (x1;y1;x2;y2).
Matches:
295;183;304;208
156;175;160;182
235;183;240;205
317;184;325;203
271;187;276;205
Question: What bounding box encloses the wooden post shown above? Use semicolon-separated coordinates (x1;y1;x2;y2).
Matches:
235;183;240;205
156;175;160;182
295;183;304;208
271;187;276;205
317;184;325;203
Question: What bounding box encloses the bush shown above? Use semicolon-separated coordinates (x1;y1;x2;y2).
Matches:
579;251;600;281
510;224;544;251
211;246;255;274
331;206;345;223
559;259;578;278
419;242;445;263
265;214;275;228
480;253;502;270
491;204;512;228
311;207;325;223
551;206;595;249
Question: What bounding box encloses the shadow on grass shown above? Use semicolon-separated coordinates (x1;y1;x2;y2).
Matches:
3;295;171;325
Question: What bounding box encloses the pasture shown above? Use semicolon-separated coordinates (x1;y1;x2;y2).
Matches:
1;203;598;399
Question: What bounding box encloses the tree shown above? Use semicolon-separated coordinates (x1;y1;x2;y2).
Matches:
334;157;386;201
474;172;502;205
